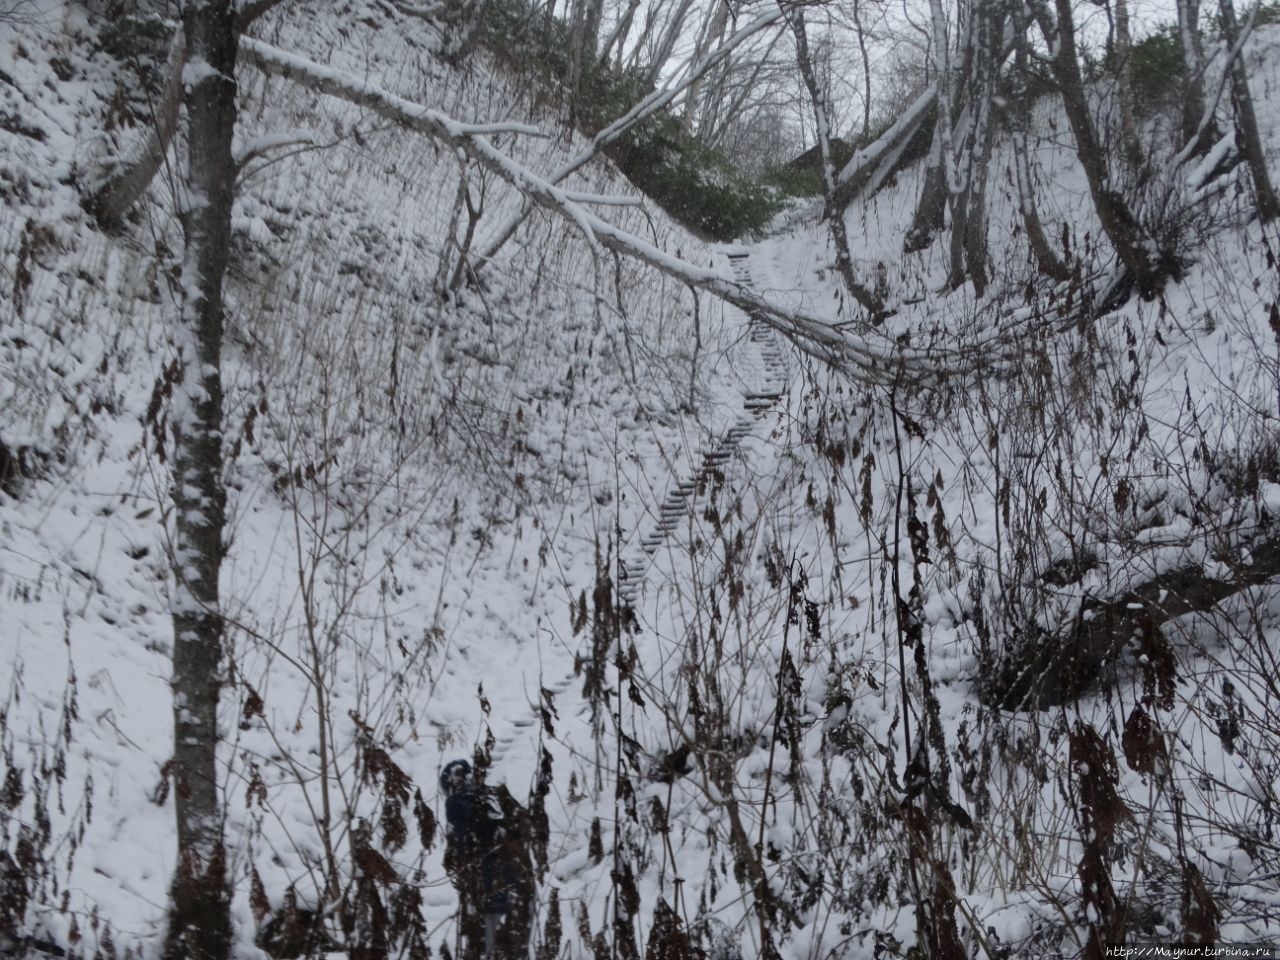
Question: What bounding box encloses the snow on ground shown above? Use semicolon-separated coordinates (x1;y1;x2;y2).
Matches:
0;1;756;953
4;1;1280;958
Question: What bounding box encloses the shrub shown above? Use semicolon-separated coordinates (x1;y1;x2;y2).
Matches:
1128;27;1185;111
761;164;824;198
1084;24;1185;118
598;103;778;239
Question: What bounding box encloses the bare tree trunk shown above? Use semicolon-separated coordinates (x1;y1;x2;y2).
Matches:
852;0;872;142
1219;0;1280;221
83;24;185;226
1036;0;1175;299
682;0;729;130
1113;0;1142;168
907;0;959;256
565;0;603;111
640;0;697;85
1012;3;1071;283
947;0;1001;294
1177;0;1213;154
960;104;994;295
783;2;884;319
163;1;237;958
598;0;640;67
905;123;948;252
702;38;786;148
928;0;958;199
944;1;976;286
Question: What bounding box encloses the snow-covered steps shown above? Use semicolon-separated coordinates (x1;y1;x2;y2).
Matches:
615;251;791;611
490;252;791;769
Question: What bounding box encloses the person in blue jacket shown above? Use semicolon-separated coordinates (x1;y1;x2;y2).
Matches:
440;759;534;960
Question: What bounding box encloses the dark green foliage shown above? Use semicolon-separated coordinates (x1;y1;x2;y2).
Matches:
1128;28;1185;112
606;122;777;240
96;10;172;105
473;0;779;239
97;12;170;62
1085;25;1185;118
760;164;824;198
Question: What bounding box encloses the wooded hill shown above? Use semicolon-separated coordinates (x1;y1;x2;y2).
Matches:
2;0;1280;958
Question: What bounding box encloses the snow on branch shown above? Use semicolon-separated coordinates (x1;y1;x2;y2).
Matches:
234;128;322;165
1173;0;1264;169
832;86;937;210
238;36;1020;384
239;39;547;141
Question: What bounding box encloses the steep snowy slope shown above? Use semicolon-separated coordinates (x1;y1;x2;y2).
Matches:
6;2;1280;959
0;1;765;955
607;24;1280;959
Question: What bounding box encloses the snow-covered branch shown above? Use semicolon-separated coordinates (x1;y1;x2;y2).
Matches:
238;36;1022;384
832;86;937;210
234;128;321;167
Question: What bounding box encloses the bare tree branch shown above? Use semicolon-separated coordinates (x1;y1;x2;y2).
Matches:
238;36;1040;390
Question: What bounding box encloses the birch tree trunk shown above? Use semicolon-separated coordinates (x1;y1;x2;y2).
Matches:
783;2;884;319
164;1;237;957
1113;0;1142;168
946;0;1001;294
1177;0;1213;155
906;0;958;254
640;0;698;85
682;0;729;131
852;0;872;141
1012;2;1071;282
598;0;640;67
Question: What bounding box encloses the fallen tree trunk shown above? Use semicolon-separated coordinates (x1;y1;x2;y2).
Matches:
238;35;1027;386
985;531;1280;709
831;87;937;212
82;24;185;227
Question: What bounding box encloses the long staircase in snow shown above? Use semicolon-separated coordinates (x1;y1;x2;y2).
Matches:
615;251;790;608
488;251;790;766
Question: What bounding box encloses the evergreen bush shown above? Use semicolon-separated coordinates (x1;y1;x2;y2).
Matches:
473;0;780;239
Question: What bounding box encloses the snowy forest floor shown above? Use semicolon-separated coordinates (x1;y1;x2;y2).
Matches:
5;1;1280;959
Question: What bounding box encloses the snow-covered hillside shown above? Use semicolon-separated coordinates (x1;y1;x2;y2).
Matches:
5;1;1280;958
0;1;757;954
